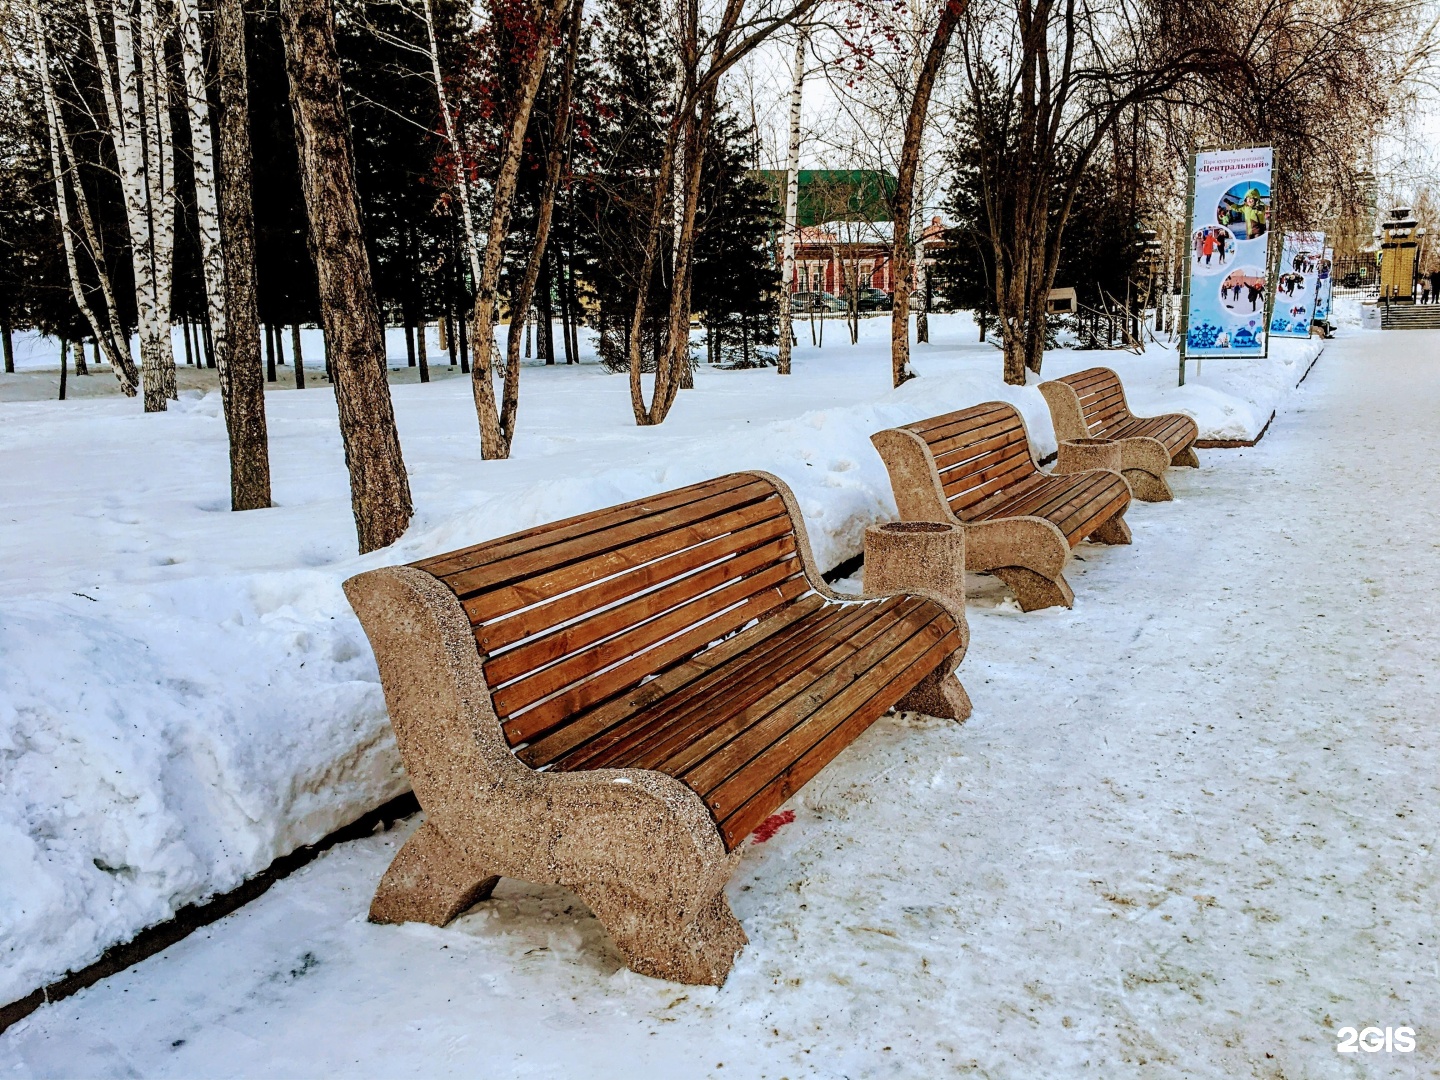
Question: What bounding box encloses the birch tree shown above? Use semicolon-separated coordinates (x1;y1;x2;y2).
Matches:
469;0;574;460
27;0;140;394
775;23;807;376
95;0;180;411
626;0;821;426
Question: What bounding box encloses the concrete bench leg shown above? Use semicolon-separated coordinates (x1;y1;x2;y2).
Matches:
1119;436;1175;503
1173;446;1200;468
1122;468;1174;502
895;665;973;720
580;884;748;986
370;819;499;927
1088;513;1133;545
992;567;1075;611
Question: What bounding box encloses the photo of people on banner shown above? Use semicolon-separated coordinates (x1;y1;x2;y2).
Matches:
1183;147;1274;358
1270;231;1326;338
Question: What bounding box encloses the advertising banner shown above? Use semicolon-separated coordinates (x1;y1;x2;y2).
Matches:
1312;245;1335;323
1270;231;1326;337
1182;147;1274;359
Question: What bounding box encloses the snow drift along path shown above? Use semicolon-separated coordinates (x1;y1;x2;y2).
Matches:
0;314;1318;1008
0;326;1432;1078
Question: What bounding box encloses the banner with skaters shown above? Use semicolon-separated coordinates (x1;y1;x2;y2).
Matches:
1182;147;1274;358
1271;231;1327;337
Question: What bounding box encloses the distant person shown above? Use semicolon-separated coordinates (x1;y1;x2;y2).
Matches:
1423;280;1433;305
1429;269;1440;300
1247;282;1263;311
1201;233;1216;265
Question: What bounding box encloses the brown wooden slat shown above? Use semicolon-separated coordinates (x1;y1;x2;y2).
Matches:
937;443;1034;495
700;612;957;825
483;534;799;687
990;471;1110;522
717;632;958;848
491;557;802;716
905;402;1012;440
417;474;757;579
558;601;884;773
1065;488;1131;543
1061;368;1115;394
642;600;919;778
442;482;779;599
468;502;792;641
925;417;1028;468
681;601;943;800
931;435;1031;486
501;574;809;746
517;594;827;767
945;457;1043;514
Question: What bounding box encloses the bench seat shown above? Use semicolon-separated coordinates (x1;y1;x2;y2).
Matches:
344;471;969;986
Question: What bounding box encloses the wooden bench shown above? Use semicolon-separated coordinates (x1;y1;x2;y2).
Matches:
871;401;1132;612
1038;367;1200;502
343;472;970;986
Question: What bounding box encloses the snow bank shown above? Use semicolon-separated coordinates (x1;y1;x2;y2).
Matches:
0;313;1326;1005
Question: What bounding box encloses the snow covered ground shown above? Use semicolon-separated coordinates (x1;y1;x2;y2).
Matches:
1;313;1324;1014
2;325;1434;1077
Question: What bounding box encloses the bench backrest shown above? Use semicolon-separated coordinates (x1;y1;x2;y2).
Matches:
903;402;1039;518
1057;367;1131;435
411;473;811;756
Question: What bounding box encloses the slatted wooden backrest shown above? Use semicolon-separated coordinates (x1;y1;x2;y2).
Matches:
412;473;811;752
1059;368;1132;434
904;402;1039;518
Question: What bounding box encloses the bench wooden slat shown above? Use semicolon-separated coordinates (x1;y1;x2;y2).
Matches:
642;600;921;778
700;611;957;825
494;560;806;730
482;531;797;685
556;601;882;773
944;456;1043;514
473;511;796;653
417;474;758;579
905;401;1013;440
516;593;828;767
681;601;942;800
443;482;780;600
716;631;958;848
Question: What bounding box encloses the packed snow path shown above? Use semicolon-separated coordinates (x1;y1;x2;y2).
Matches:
4;330;1437;1078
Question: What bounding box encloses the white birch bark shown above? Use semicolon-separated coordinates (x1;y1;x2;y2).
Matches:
914;157;928;342
419;0;481;290
176;0;230;390
775;24;805;375
28;0;139;394
111;0;178;411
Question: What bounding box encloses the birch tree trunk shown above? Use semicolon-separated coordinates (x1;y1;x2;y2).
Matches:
176;0;228;375
421;0;480;291
775;24;806;376
215;0;272;508
30;0;139;394
501;0;583;440
469;0;572;459
109;0;179;411
280;0;412;551
890;0;965;388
